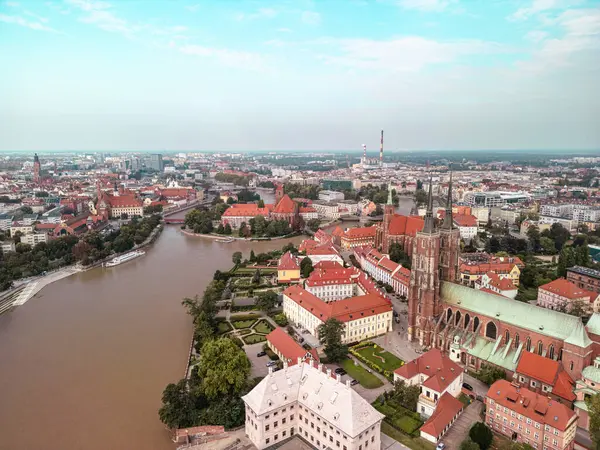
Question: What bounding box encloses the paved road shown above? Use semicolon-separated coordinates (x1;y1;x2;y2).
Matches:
381;433;411;450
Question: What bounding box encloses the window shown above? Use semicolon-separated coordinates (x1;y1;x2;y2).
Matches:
537;341;543;355
526;337;531;352
283;431;287;437
274;421;278;428
291;415;294;420
505;330;510;344
266;438;270;444
265;425;270;431
548;345;555;360
486;321;497;339
274;434;278;441
570;361;574;371
514;333;520;348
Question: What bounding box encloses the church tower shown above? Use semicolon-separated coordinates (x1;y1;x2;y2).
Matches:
33;153;41;184
381;183;395;253
407;178;442;347
439;167;460;283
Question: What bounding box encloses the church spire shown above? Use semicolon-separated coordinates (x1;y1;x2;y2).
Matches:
442;165;454;229
387;182;393;205
422;176;435;233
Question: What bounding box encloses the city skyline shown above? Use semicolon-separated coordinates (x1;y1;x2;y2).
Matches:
1;0;599;151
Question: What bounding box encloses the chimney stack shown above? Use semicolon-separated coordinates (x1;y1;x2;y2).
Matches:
379;130;384;166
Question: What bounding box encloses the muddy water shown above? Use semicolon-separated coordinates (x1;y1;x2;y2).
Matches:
0;227;303;450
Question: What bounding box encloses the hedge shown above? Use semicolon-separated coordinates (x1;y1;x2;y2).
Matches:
349;342;403;381
229;313;260;321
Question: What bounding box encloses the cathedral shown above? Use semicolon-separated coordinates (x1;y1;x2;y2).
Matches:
407;171;599;385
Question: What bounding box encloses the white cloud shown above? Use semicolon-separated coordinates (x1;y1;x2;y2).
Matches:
277;27;292;33
80;9;136;34
25;10;49;23
0;13;58;32
185;4;200;13
46;2;70;15
235;7;278;21
508;0;582;21
525;30;548;42
398;0;454;12
64;0;111;12
301;11;321;25
315;36;506;72
179;44;264;70
265;39;285;47
5;2;19;7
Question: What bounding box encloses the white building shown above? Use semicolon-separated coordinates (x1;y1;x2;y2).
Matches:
0;214;14;231
283;285;393;344
311;201;341;220
20;233;49;246
242;359;384;450
319;190;345;202
453;214;478;241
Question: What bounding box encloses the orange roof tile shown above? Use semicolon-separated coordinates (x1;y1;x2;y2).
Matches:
388;215;424;236
343;227;376;239
395;348;462;393
539;278;597;301
420;393;463;438
266;328;319;365
487;379;576;431
453;214;478;227
516;352;560;386
272;194;296;214
278;251;299;271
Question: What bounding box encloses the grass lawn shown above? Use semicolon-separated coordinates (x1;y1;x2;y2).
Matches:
356;345;404;371
340;359;384;389
381;422;435;450
235;268;277;274
238;329;252;335
216;321;233;334
232;319;257;329
253;319;274;335
459;392;472;406
243;334;267;344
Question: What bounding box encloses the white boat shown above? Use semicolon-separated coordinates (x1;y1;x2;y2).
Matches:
215;237;234;243
104;250;145;267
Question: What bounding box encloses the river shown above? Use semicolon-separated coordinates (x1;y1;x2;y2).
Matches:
0;226;304;450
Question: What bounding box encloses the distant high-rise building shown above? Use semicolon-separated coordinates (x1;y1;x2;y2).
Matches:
148;154;164;172
33;153;41;184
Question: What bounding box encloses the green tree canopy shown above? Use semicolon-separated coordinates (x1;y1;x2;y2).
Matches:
232;251;242;265
459;439;480;450
587;393;600;448
197;338;251;399
256;290;278;313
158;379;199;429
318;318;348;363
469;422;493;450
300;257;314;278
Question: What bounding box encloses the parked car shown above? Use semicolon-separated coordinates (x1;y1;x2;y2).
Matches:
298;337;305;343
334;368;346;375
436;443;446;450
462;382;474;391
350;379;359;386
393;310;399;317
257;351;267;357
266;361;277;367
272;367;280;372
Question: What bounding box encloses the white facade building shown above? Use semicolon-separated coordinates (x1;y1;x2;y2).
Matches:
20;233;49;246
242;360;384;450
319;190;345;202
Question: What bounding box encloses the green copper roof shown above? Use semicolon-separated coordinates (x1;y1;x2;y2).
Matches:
582;365;600;384
574;400;589;412
441;282;589;344
586;313;600;335
565;321;593;348
462;335;520;372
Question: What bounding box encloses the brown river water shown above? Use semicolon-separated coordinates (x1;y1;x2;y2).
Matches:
0;196;413;450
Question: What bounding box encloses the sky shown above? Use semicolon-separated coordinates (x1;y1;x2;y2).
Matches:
1;0;599;152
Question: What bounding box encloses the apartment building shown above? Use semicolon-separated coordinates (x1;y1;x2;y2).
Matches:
282;285;392;344
340;227;376;250
485;379;577;450
305;266;381;302
514;352;575;406
242;360;384;450
475;272;518;299
459;254;524;287
20;233;49;246
311;201;341;220
318;190;345;202
537;278;599;314
354;247;410;297
453;214;478;241
567;266;600;295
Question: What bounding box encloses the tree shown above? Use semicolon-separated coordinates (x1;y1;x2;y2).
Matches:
549;223;570;250
249;250;256;262
392;380;421;411
224;223;232;235
158;379;198;429
216;223;225;234
256;290;278;313
232;251;242;265
252;268;261;284
416;179;423;190
459;439;480;450
307;218;321;232
20;206;33;214
540;236;556;254
389;242;411;268
226;196;235;205
257;199;265;208
587;394;600;448
526;225;541;252
239;222;249;238
300;257;314;278
318;318;348;363
197;338;251;399
477;364;506;385
414;189;427;206
469;422;493;450
557;247;577;277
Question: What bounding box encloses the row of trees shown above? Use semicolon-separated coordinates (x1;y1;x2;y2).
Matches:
214;172;251;186
0;215;162;290
159;272;254;430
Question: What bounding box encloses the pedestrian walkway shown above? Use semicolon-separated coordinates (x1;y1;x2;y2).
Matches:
439;400;483;449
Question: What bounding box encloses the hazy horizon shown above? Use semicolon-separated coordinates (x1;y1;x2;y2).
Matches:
1;0;599;151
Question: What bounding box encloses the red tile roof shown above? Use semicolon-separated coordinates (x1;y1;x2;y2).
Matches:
105;193;143;208
453;214;478;227
305;267;356;286
515;352;575;402
283;285;391;323
272;194;296;214
388;215;424;236
539;278;597;301
343;226;376;239
278;251;299;271
313;261;343;270
306;245;339;256
378;257;399;272
420;393;463;438
394;348;462;393
221;203;270;217
487;379;577;431
266;328;319;365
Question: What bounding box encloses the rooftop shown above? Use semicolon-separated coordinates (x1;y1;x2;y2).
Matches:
568;266;600;280
394;348;462;394
539;278;597;300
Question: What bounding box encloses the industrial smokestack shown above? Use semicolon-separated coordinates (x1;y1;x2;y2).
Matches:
379;130;384;166
362;144;366;160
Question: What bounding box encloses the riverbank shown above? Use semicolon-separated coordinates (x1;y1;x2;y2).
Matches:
180;228;302;241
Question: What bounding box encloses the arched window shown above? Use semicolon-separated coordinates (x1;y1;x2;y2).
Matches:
505;330;510;344
473;317;480;332
446;309;452;323
537;341;543;355
548;345;555;360
559;348;563;361
514;334;520;349
464;314;470;330
526;337;531;352
455;311;462;327
485;322;497;340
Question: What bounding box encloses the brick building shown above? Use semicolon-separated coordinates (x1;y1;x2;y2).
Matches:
537;278;599;314
567;266;600;295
